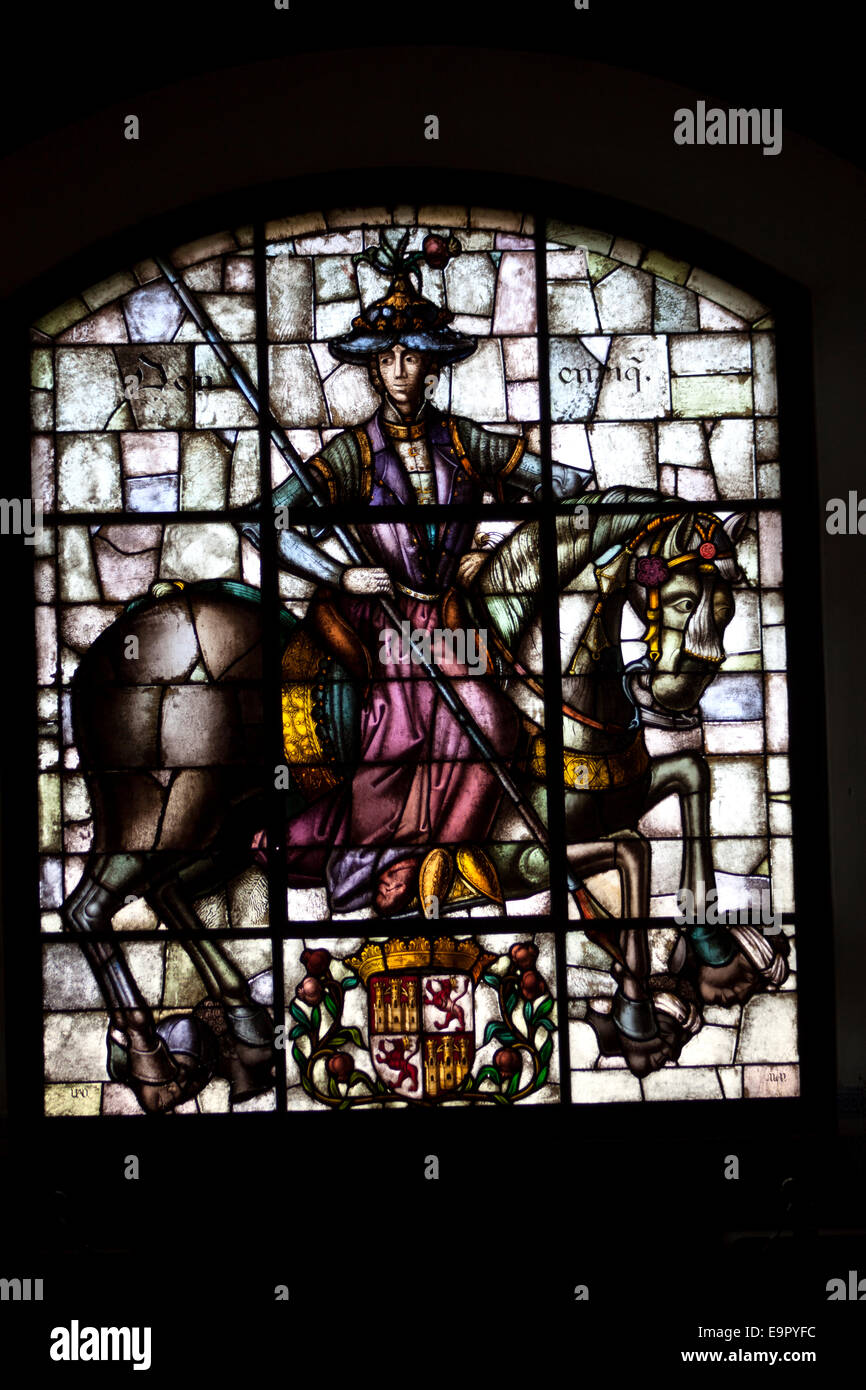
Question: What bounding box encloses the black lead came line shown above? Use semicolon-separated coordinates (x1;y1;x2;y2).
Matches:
252;219;288;1115
535;212;576;1104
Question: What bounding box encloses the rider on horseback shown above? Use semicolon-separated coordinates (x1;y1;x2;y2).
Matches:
246;232;591;916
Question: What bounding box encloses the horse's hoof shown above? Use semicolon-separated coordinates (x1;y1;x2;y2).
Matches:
132;1063;214;1114
587;988;698;1079
127;1036;181;1086
156;1012;219;1080
696;930;789;1005
612;989;657;1041
586;1003;674;1078
225;1051;275;1103
124;1014;220;1113
221;1005;274;1102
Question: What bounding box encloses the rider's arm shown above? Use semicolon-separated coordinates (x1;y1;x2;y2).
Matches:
454;417;594;501
241;522;349;587
240;448;353;587
502;445;594;503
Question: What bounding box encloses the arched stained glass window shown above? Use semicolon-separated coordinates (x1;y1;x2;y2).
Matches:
31;201;796;1115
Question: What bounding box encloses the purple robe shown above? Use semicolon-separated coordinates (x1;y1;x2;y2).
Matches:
270;407;520;911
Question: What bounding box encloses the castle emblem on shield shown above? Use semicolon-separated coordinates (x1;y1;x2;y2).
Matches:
345;936;495;1102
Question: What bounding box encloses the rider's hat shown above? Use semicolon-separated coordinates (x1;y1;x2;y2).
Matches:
327;230;477;366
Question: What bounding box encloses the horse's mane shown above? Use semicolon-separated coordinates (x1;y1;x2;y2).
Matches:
558;488;678;570
481;488;675;599
477;489;704;653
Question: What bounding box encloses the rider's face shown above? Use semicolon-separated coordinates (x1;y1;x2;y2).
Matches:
377;345;430;417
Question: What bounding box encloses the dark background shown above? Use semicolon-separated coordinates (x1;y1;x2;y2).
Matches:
0;0;864;1369
1;1;863;173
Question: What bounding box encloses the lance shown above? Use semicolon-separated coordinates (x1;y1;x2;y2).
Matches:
154;253;584;891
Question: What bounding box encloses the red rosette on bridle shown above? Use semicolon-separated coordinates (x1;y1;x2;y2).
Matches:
634;555;668;587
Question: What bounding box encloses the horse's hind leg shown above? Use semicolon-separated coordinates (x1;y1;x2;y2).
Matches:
608;833;654;1035
63;853;194;1110
147;859;275;1102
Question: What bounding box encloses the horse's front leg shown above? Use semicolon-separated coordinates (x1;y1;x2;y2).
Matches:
647;753;789;1001
647;752;735;966
568;836;675;1076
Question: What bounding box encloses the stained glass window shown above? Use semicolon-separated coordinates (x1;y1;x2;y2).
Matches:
31;204;797;1114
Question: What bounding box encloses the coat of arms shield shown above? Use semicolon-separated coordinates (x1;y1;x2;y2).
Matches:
347;936;495;1103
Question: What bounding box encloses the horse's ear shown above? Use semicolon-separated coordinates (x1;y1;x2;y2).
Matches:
664;512;694;558
720;512;750;547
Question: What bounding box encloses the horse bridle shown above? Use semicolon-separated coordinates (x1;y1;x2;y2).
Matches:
480;511;736;737
625;512;735;665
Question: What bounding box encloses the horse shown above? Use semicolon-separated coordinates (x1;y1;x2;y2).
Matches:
472;487;789;1075
60;488;787;1110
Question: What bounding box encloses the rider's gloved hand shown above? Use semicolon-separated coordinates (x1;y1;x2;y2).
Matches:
340;567;394;595
456;551;488;588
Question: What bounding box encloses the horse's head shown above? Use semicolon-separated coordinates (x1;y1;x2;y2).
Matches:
624;509;748;729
